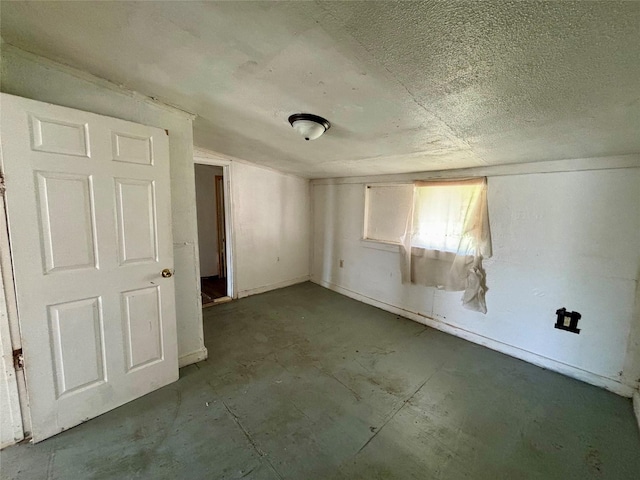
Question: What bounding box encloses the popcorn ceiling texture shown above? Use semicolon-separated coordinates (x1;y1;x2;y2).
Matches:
1;1;639;177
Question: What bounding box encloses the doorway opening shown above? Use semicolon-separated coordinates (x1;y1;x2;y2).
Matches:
194;163;232;307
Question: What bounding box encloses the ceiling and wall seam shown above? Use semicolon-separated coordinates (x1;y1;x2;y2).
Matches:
0;42;197;120
310;154;640;185
193;147;311;182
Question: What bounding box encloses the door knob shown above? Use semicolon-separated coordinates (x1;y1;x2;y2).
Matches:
161;268;173;278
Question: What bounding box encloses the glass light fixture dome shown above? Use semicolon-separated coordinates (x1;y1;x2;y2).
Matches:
288;113;331;141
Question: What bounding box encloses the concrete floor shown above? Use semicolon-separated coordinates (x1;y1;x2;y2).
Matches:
2;282;639;479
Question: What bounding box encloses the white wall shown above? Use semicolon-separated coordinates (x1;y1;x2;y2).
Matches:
194;149;311;298
623;282;640;398
0;45;207;367
195;164;222;278
312;168;640;396
634;391;640;433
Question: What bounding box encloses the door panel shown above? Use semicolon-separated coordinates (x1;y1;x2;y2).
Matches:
49;297;105;397
115;178;158;265
111;132;153;165
0;93;178;442
121;286;163;371
36;172;97;273
30;115;90;157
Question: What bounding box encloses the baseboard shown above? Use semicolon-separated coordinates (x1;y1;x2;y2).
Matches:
634;391;640;433
314;279;636;398
178;346;208;368
238;275;310;299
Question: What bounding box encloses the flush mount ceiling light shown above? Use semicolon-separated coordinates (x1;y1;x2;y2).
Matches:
288;113;331;141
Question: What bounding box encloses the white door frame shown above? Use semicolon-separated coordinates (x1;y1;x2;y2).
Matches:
0;174;28;446
193;154;236;301
0;233;26;448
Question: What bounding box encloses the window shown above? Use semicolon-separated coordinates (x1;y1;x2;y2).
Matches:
411;180;487;255
363;178;492;313
363;179;489;256
363;184;413;245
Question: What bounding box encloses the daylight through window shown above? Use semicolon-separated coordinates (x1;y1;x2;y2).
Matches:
364;178;492;313
411;180;487;255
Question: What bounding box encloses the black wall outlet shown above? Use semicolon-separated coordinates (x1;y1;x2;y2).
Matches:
555;308;581;334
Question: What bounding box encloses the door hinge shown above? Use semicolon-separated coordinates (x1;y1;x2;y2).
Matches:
13;348;24;371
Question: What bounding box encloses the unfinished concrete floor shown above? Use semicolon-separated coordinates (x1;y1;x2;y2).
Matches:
2;282;639;479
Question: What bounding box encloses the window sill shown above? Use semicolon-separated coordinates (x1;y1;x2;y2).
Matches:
360;238;401;253
411;245;459;255
360;239;469;257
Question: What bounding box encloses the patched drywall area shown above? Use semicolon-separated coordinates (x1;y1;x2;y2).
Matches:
0;45;207;367
311;168;640;395
1;1;639;177
194;164;222;278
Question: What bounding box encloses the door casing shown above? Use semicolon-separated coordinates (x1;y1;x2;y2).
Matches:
193;153;236;301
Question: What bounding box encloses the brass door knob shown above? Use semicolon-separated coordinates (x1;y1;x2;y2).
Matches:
161;268;173;278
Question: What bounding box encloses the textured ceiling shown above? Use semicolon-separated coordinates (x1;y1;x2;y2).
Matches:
1;1;639;178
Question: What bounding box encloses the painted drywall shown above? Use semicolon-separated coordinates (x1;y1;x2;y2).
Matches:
634;391;640;434
0;45;207;367
622;280;640;396
312;168;640;396
228;159;311;297
195;164;222;278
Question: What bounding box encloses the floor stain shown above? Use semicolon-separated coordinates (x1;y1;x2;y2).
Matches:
585;447;603;475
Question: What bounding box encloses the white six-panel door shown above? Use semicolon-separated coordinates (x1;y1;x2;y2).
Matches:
0;94;178;442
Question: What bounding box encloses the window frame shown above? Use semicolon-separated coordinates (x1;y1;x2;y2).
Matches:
362;178;489;256
362;183;412;248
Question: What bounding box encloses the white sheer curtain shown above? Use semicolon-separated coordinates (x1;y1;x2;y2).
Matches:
400;177;492;313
